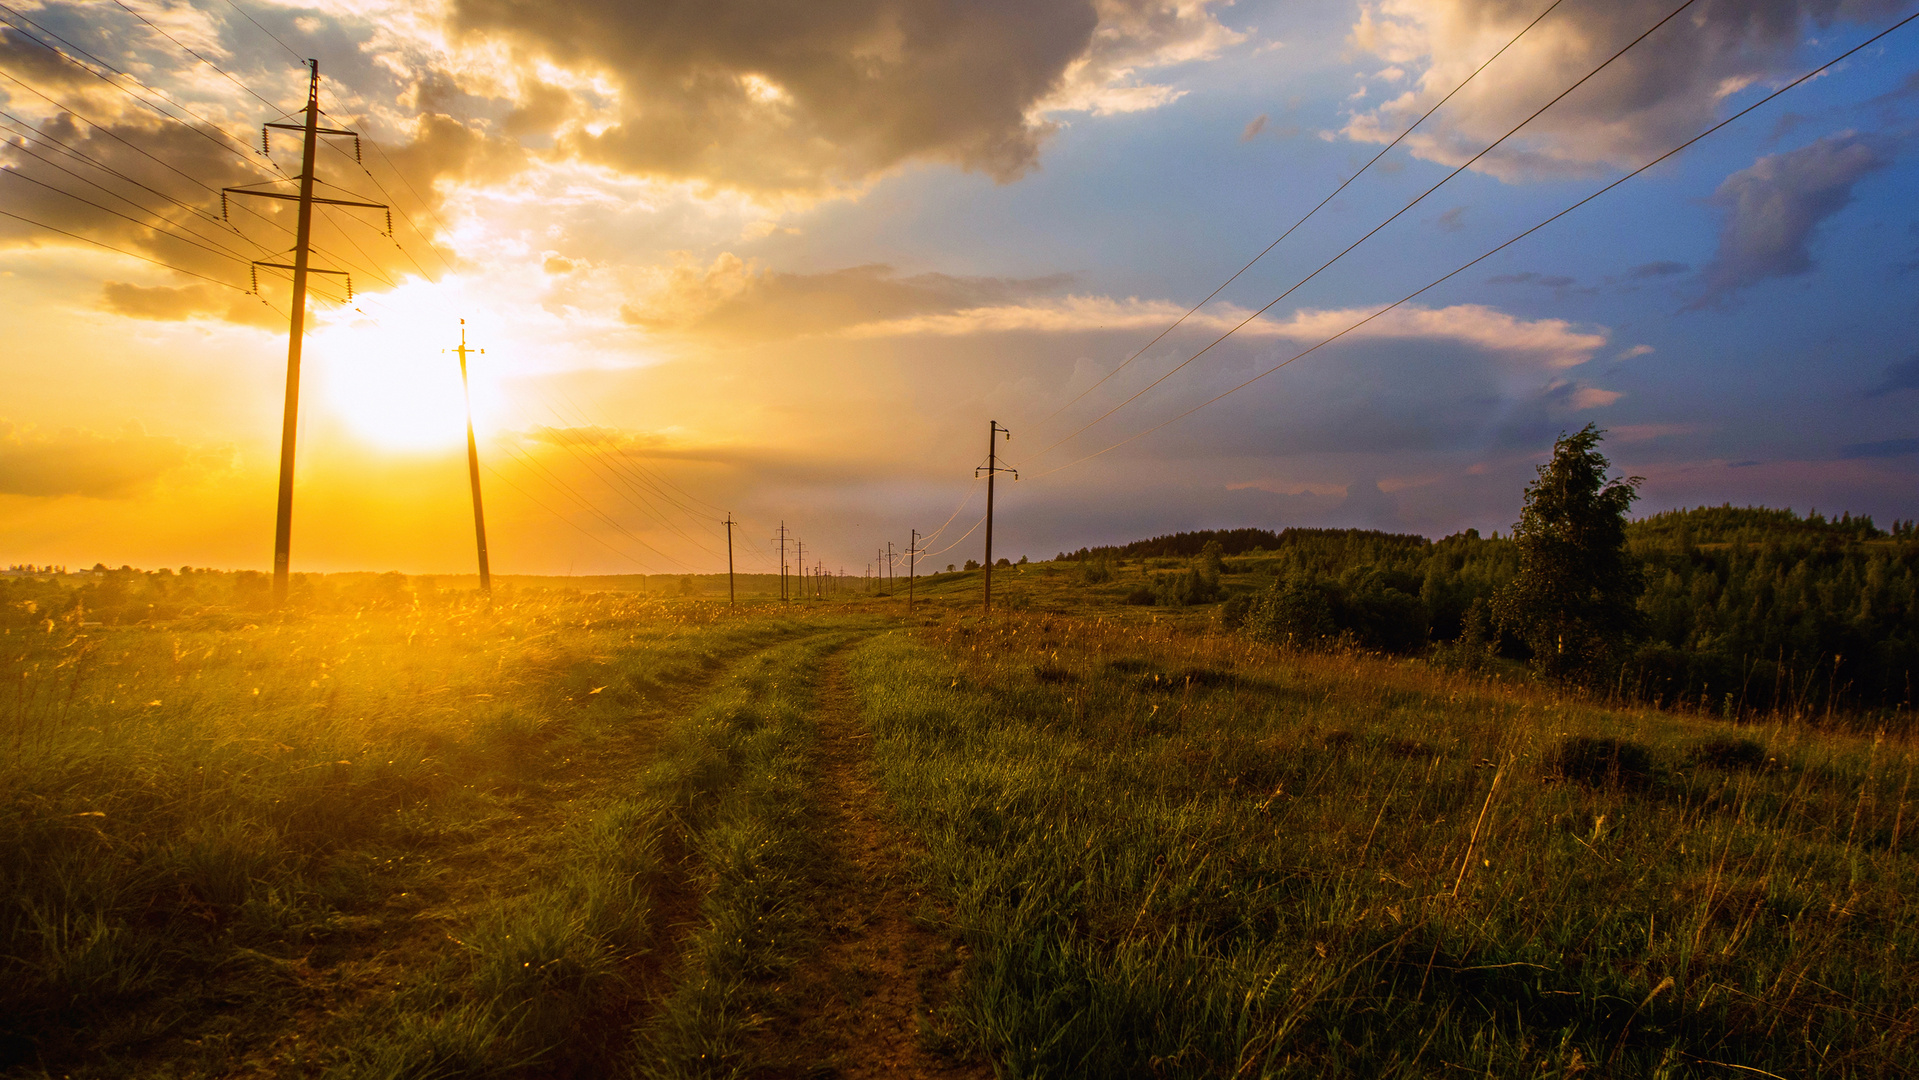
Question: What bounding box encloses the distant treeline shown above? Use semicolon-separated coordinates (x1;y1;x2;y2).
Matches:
1057;526;1433;561
1073;506;1919;714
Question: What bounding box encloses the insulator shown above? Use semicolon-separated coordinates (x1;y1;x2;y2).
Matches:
354;136;362;163
345;276;353;301
261;127;269;155
221;191;228;221
384;208;393;237
249;265;258;294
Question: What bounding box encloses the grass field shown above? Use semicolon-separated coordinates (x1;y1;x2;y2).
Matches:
3;563;1915;1077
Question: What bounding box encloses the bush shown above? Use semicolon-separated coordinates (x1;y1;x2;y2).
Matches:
1546;735;1655;789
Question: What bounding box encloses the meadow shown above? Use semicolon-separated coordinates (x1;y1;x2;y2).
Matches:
1;562;1914;1077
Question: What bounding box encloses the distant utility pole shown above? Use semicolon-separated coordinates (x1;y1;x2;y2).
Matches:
774;522;790;602
908;528;921;614
226;60;388;605
447;320;490;596
796;539;805;600
722;513;736;606
976;420;1017;614
885;540;895;599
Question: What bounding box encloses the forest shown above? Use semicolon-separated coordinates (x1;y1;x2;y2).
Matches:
1059;506;1919;715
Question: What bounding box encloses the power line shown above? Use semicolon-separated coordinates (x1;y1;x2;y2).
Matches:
105;0;286;113
0;204;243;290
0;124;264;260
1027;8;1919;481
0;166;252;264
0;67;371;279
0;106;265;244
221;0;302;65
1040;0;1570;427
0;7;279;176
1030;0;1703;463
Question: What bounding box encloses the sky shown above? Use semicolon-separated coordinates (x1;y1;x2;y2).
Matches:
2;0;1917;578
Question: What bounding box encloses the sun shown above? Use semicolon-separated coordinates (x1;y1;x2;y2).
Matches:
308;284;508;453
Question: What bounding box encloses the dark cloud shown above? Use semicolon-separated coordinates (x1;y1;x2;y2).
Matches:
1693;132;1896;306
624;256;1073;339
1487;271;1575;287
1347;0;1915;180
1840;437;1919;459
0;420;196;497
1867;351;1919;396
100;281;282;328
1626;261;1689;279
446;0;1239;194
0;101;514;313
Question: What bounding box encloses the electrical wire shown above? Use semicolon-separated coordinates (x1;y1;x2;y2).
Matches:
0;166;251;264
220;0;302;65
0;7;279;176
0;124;263;259
1027;8;1919;481
1030;0;1703;463
0;204;241;289
106;0;285;113
1040;0;1570;427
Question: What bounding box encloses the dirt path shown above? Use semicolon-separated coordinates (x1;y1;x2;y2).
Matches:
756;648;992;1080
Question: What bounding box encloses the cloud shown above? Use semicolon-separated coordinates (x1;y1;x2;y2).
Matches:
1867;350;1919;396
1242;114;1268;141
0;104;513;315
1693;131;1896;305
1487;271;1574;288
1436;205;1466;231
0;420;197;497
100;282;282;328
1343;0;1910;181
623;254;1073;338
834;295;1608;368
1626;261;1689;279
447;0;1244;195
1615;344;1655;361
1840;436;1919;459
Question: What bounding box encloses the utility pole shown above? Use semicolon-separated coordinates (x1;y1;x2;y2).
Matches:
722;513;736;606
908;528;920;614
774;522;789;602
796;539;804;600
446;320;491;596
226;60;387;605
885;540;895;599
976;420;1017;614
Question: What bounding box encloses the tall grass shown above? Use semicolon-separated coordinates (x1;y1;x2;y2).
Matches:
0;592;803;1075
848;613;1919;1077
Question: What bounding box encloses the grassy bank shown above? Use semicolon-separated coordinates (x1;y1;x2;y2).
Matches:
848;613;1919;1077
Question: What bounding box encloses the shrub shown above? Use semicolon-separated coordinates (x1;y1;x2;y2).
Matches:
1546;735;1655;789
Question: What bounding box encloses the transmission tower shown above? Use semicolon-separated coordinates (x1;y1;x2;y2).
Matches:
226;60;388;604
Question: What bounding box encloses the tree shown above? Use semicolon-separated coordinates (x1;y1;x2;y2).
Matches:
1493;424;1644;680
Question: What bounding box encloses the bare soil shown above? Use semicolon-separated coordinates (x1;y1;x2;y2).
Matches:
754;651;991;1080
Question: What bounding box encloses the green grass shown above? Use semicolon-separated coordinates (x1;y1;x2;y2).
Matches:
0;593;814;1076
9;564;1919;1077
632;629;870;1079
846;612;1919;1077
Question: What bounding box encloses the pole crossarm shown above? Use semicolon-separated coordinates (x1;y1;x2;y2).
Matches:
252;260;347;275
265;122;356;135
226;188;386;210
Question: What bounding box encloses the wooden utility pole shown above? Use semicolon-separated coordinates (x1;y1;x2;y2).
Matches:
722;513;736;606
885;540;895;598
774;522;789;602
796;539;804;600
976;420;1016;614
908;528;920;614
448;320;491;595
226;60;386;605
